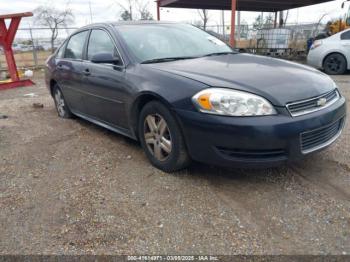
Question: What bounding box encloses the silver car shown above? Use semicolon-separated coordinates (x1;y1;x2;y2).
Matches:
308;29;350;75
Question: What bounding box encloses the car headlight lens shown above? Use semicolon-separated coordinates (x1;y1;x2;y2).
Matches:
192;88;277;116
311;40;322;50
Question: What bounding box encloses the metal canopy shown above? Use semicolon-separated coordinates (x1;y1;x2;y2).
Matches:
159;0;335;12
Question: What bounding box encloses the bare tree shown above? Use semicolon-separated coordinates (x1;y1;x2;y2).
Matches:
117;0;153;21
34;6;74;53
278;10;289;28
197;9;210;30
120;10;132;21
117;0;134;21
136;0;153;20
284;10;290;25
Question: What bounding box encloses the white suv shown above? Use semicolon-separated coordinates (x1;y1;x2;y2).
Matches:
308;29;350;75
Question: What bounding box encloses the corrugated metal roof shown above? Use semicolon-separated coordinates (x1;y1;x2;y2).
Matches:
159;0;335;12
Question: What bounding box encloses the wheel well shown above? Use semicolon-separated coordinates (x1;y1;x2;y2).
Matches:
323;52;348;68
131;94;160;139
49;79;57;97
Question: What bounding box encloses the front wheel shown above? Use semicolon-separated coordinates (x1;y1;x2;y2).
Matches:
138;101;191;173
323;53;347;75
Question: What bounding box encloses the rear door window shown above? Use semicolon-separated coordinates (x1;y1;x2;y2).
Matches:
64;31;89;59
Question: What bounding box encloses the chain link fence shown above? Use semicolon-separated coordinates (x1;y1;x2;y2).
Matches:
0;27;78;72
205;23;325;60
0;22;326;72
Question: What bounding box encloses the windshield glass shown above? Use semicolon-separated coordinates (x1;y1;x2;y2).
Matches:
116;24;233;62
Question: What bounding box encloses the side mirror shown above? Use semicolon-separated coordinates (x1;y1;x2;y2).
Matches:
91;52;120;65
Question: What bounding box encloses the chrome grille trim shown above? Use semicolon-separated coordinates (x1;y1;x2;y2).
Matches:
286;89;340;117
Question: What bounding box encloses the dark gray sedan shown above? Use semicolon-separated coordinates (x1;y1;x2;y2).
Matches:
45;22;346;172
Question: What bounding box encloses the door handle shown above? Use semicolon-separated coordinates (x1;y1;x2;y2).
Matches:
83;68;91;76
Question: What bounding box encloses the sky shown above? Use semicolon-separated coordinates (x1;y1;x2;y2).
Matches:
0;0;347;37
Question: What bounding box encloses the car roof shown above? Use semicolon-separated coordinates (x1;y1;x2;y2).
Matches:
79;20;179;30
112;21;178;26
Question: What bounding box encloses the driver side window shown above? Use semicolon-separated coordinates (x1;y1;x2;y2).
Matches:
87;29;122;65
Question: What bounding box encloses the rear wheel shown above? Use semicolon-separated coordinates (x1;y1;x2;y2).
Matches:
138;101;191;173
53;85;73;118
323;53;347;75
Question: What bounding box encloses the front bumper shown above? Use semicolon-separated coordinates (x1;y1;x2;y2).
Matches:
175;97;346;168
307;51;323;69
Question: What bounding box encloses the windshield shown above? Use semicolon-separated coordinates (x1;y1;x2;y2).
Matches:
116;24;233;63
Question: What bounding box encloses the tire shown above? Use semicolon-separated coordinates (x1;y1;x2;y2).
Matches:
323;53;347;75
53;84;73;118
138;101;191;173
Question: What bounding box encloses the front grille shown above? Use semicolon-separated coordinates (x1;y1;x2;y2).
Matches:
301;118;344;154
287;89;339;117
216;147;287;161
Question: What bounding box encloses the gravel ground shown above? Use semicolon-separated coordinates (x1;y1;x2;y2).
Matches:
0;71;349;255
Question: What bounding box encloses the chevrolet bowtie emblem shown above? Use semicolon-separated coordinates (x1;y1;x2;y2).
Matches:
317;98;327;107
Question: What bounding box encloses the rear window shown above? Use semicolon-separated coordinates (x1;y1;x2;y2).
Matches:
341;30;350;40
65;31;89;59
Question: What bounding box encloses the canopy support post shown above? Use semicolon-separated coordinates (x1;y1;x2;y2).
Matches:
274;11;278;28
157;1;161;21
230;0;237;47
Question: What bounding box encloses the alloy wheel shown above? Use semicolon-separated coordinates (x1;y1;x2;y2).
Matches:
54;89;66;117
144;114;172;161
325;57;341;74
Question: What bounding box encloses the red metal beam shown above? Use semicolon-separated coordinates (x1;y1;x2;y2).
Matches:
0;80;34;91
230;0;237;47
5;17;21;44
0;18;21;81
0;12;32;19
0;12;34;90
3;47;20;81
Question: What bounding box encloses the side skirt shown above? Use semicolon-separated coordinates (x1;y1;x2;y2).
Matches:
71;110;137;140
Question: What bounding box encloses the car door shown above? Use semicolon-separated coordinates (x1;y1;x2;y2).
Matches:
81;28;129;129
55;30;89;114
340;30;350;66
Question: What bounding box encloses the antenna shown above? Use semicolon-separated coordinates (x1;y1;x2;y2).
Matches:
89;0;93;23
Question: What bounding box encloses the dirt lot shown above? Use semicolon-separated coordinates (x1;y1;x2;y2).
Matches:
0;72;349;255
0;51;50;70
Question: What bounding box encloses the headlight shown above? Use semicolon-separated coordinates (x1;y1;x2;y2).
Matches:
310;40;322;50
192;88;277;116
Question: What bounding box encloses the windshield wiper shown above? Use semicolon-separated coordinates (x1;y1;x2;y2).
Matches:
202;51;237;57
141;56;198;64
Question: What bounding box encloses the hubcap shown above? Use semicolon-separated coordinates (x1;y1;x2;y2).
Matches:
54;90;65;116
326;57;341;73
144;114;172;161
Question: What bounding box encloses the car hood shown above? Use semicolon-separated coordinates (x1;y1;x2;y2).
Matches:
146;53;336;106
